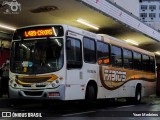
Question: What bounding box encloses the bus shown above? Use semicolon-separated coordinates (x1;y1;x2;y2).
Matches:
9;24;156;104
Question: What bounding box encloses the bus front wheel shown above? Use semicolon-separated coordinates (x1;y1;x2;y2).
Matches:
85;84;96;101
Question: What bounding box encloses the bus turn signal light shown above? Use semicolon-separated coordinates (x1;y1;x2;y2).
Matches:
103;58;109;64
98;58;109;65
98;59;103;65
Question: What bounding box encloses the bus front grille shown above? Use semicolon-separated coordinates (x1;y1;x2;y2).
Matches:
22;85;46;88
18;77;51;83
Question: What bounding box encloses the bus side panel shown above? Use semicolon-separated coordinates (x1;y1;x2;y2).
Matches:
98;65;156;99
65;69;85;100
97;66;105;99
65;64;98;100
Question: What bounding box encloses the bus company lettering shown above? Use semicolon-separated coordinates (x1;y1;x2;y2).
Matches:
104;70;126;82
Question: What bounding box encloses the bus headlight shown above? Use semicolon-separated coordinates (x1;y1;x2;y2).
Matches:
52;83;56;87
10;80;13;84
56;80;59;84
14;84;17;87
10;80;19;88
48;80;60;88
10;82;16;88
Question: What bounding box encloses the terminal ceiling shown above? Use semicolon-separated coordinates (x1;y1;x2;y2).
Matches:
0;0;160;57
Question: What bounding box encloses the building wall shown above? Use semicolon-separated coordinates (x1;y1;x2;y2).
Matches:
139;0;160;30
145;21;160;31
140;1;160;22
109;0;139;17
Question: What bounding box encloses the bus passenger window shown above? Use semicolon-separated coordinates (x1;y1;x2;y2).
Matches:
111;45;123;67
142;54;150;71
97;41;110;64
83;37;96;63
133;52;142;70
123;49;133;69
66;37;82;69
150;56;155;73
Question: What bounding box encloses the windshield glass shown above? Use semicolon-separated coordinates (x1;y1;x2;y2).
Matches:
10;38;63;74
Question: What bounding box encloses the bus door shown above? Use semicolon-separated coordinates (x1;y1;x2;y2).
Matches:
65;35;84;100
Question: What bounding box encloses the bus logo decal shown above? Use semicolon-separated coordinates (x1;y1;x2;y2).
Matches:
99;66;156;90
104;70;126;82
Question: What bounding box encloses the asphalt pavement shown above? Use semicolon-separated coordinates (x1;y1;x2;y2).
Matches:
0;94;160;120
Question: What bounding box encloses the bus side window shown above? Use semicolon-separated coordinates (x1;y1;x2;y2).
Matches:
66;37;82;69
97;41;110;64
123;49;133;69
83;37;96;63
111;45;123;67
133;52;142;70
142;54;150;71
150;56;155;73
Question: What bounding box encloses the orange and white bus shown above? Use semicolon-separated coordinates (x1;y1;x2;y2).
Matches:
9;24;156;103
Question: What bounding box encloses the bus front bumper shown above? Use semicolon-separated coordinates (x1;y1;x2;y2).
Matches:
9;85;65;100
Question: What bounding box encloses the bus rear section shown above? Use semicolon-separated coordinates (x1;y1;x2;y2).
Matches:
96;35;156;104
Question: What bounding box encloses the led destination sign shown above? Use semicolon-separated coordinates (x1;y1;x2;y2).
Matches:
13;26;64;40
24;28;53;38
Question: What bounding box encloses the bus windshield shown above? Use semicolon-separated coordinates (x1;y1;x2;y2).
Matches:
10;38;63;74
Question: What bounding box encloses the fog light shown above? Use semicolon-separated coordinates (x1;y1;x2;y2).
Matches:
48;92;60;97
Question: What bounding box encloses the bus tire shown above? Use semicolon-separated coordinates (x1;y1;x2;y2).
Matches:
85;84;96;101
134;85;141;104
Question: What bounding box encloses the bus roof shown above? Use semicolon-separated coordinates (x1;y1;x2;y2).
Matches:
15;24;155;57
98;34;155;57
